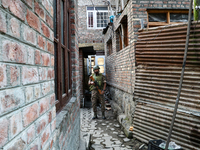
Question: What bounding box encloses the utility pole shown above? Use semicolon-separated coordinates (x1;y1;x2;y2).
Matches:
194;0;200;21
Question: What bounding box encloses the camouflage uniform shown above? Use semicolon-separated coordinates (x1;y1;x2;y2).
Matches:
89;73;106;114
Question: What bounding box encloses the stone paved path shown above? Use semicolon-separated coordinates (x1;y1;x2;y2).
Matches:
80;107;148;150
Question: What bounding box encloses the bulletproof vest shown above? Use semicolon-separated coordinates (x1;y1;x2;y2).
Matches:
90;73;103;91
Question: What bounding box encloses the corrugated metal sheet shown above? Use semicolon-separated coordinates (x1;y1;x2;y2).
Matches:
133;23;200;150
133;103;200;150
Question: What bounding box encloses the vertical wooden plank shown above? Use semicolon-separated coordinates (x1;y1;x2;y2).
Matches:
167;12;170;24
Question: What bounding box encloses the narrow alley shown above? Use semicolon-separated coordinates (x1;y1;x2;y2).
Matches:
79;100;148;150
0;0;200;149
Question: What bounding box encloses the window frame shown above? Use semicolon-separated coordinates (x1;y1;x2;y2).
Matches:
147;9;190;28
87;6;109;29
54;0;72;112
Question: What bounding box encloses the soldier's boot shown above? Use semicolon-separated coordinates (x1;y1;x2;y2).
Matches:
102;111;106;119
92;112;98;119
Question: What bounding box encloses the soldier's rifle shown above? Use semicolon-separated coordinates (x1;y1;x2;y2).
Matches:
89;76;102;95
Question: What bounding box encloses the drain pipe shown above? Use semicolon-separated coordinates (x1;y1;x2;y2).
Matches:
165;0;193;149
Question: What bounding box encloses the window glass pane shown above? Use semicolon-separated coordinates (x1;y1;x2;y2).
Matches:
61;48;66;94
88;12;93;27
99;66;104;73
68;52;71;90
98;58;104;65
87;7;94;10
170;13;188;22
61;0;64;44
96;12;108;28
95;7;108;10
53;0;57;37
149;13;167;22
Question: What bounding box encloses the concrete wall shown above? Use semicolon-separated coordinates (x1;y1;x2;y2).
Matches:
0;0;80;149
104;0;190;124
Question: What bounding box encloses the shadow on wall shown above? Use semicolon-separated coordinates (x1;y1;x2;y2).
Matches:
190;125;200;147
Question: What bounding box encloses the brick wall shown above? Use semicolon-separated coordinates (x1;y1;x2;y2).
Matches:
0;0;80;149
0;0;55;149
79;49;83;107
78;0;107;51
104;0;190;122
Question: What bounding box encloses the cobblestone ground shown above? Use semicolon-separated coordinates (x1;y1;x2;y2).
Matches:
80;106;148;150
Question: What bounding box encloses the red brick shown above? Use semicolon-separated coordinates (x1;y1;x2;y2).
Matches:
48;111;52;123
22;67;39;85
41;53;50;66
52;107;56;119
36;114;48;134
34;2;45;21
10;17;20;37
39;67;47;81
27;124;35;144
50;139;54;149
0;88;24;113
26;9;40;32
0;64;7;88
29;139;39;150
23;25;36;45
41;82;51;96
46;14;53;29
42;0;50;12
51;119;56;133
27;47;34;65
26;0;32;8
35;50;41;65
10;111;23;138
2;40;27;63
41;125;51;148
41;22;50;38
0;118;8;147
10;66;20;86
0;10;7;33
50;94;55;107
30;145;39;150
47;68;54;80
23;103;39;127
6;137;26;150
47;41;54;54
2;0;11;8
34;84;41;99
39;97;49;115
38;35;46;50
51;56;54;67
25;86;34;103
9;0;26;21
50;5;53;17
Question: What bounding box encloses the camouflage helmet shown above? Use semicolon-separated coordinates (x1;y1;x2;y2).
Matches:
93;65;100;71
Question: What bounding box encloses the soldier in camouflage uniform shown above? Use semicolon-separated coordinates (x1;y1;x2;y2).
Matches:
88;65;106;119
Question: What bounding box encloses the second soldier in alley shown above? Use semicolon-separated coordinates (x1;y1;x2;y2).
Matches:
88;65;106;119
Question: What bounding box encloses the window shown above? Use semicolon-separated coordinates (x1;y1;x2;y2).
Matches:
147;9;191;28
116;27;122;52
116;15;128;52
87;6;109;29
106;39;112;55
121;15;128;47
54;0;72;112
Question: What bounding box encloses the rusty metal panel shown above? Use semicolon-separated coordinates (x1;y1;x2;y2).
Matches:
134;22;200;150
133;103;200;150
